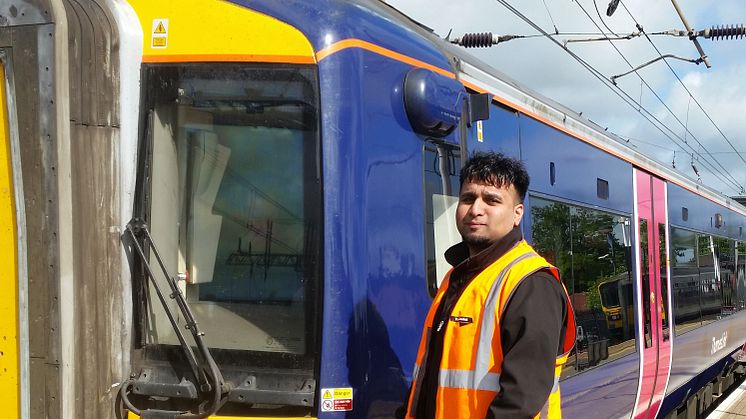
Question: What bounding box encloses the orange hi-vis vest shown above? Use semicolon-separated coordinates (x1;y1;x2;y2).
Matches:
406;240;576;419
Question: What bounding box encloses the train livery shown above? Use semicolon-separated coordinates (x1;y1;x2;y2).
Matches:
0;0;745;418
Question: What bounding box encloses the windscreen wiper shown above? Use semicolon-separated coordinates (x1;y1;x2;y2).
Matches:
119;218;228;418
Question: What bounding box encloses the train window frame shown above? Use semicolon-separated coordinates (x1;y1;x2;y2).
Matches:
129;62;324;412
422;140;461;297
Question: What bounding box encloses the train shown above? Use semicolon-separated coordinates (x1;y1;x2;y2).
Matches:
1;0;746;418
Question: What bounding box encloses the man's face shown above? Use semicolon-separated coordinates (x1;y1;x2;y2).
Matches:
455;179;524;255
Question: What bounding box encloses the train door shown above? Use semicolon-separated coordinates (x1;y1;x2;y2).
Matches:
633;170;672;419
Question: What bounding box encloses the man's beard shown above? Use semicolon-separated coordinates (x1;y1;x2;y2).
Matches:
463;234;492;252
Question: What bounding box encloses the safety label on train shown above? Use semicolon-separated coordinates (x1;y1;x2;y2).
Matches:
320;387;353;412
151;18;168;49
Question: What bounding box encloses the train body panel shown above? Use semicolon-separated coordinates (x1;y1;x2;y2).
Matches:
2;0;746;418
314;46;434;413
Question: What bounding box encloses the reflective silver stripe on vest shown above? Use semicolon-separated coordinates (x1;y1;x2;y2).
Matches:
550;373;560;394
473;252;539;383
438;369;501;391
412;364;420;381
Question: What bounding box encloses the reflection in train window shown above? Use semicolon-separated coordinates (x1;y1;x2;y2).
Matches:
737;242;746;309
699;234;720;325
659;223;669;341
714;237;736;314
671;227;700;335
143;64;322;356
640;219;652;348
530;196;634;378
669;229;742;334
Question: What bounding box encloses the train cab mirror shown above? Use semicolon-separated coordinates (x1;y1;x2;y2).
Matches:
404;68;464;137
715;213;724;228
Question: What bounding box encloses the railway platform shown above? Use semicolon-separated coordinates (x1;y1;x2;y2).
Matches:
707;377;746;418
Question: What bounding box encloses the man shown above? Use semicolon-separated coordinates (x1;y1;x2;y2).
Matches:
405;152;576;418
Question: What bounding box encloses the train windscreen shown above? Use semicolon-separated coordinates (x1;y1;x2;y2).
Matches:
136;63;321;401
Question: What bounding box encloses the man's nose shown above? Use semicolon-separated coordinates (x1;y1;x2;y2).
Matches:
467;199;485;216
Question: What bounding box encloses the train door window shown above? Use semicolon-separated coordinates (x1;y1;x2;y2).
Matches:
423;141;461;297
699;234;720;325
658;223;669;341
671;227;701;334
531;196;634;376
135;63;322;408
640;219;652;348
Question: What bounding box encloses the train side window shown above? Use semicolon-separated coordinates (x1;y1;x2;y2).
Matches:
737;242;746;310
715;237;737;315
423;141;461;297
699;234;720;325
671;227;701;335
531;196;634;377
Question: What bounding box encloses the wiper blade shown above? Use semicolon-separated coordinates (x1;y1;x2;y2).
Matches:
119;218;228;418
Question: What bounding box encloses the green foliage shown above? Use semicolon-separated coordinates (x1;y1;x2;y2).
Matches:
531;199;629;301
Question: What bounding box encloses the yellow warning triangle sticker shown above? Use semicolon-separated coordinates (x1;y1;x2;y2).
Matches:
154;22;166;34
323;390;332;399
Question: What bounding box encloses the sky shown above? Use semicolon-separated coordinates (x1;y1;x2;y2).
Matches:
384;0;746;198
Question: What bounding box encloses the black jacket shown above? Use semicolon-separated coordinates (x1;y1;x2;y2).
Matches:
411;227;569;418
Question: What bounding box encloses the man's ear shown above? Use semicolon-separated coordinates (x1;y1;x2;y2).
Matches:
513;202;524;227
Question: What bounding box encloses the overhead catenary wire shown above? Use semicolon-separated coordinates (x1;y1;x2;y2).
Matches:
491;0;744;193
593;0;619;37
541;0;560;34
490;0;745;194
572;0;743;191
618;0;746;169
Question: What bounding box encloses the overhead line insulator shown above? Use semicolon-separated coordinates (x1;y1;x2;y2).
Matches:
451;32;523;48
453;32;495;48
702;24;746;40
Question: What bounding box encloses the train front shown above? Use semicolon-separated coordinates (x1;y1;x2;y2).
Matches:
120;0;457;418
123;0;322;417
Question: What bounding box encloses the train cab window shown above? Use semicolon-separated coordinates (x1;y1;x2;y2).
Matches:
671;227;701;334
423;141;461;297
531;196;634;377
134;63;321;410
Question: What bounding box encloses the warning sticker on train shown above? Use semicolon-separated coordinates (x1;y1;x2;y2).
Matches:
151;19;168;49
320;387;353;412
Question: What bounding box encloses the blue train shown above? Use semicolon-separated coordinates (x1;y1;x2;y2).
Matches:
1;0;745;418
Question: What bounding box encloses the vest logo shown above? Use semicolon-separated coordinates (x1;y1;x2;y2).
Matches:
712;331;728;354
450;316;473;326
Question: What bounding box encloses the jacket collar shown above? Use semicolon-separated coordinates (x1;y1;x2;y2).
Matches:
444;226;524;282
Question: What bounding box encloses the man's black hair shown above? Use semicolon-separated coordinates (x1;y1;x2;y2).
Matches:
459;152;530;201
